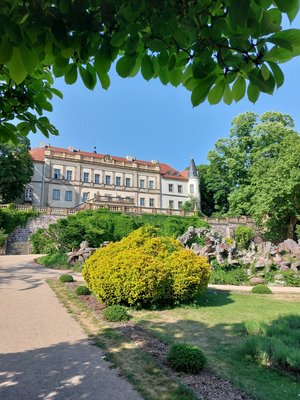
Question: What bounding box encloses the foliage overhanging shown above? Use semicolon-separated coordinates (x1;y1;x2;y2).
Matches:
1;0;300;142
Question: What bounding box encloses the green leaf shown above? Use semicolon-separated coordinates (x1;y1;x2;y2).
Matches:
79;64;96;90
0;41;13;64
274;0;299;21
230;0;251;26
263;47;296;62
94;46;112;74
169;68;183;87
207;80;225;105
248;70;275;93
223;83;233;105
141;54;154;81
191;76;216;106
158;51;169;67
261;64;270;80
110;32;128;48
267;61;284;88
232;76;246;102
270;29;300;48
64;63;78;84
59;0;70;14
7;47;27;84
97;72;110;90
247;82;260;103
55;54;69;69
116;55;137;78
147;39;167;52
158;66;169;85
51;88;63;99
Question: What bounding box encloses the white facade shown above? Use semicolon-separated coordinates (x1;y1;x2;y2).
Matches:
28;146;200;210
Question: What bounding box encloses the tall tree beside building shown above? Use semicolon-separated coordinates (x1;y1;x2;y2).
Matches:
207;111;300;241
0;138;33;203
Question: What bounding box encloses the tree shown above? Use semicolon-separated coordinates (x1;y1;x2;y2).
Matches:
197;164;215;216
207;111;258;213
208;111;300;241
248;132;300;241
1;0;300;143
0;137;33;203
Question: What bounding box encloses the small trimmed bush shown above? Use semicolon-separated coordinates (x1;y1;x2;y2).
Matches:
59;274;74;283
75;285;91;296
251;284;272;294
234;226;254;249
166;343;207;374
103;305;129;322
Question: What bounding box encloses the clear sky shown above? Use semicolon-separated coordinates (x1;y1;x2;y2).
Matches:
29;21;300;171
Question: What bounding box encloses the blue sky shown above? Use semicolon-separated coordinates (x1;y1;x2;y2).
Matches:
29;24;300;171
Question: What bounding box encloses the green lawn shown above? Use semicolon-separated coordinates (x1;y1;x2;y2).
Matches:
131;290;300;400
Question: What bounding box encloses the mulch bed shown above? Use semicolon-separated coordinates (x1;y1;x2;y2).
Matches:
66;282;254;400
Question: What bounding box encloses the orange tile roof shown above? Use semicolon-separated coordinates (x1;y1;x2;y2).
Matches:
29;146;188;180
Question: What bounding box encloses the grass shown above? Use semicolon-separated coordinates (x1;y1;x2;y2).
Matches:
243;315;300;374
130;290;300;400
47;278;197;400
37;252;83;272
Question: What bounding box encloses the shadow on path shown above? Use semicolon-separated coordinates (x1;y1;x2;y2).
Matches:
0;339;137;400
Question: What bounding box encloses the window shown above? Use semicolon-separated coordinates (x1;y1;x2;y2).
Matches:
83;172;89;183
65;191;73;201
169;200;174;209
82;192;89;202
168;184;173;192
140;179;145;188
149;180;154;189
178;201;183;209
66;170;72;181
190;184;194;194
105;175;111;185
140;198;145;207
24;188;33;201
94;174;100;184
125;178;131;187
54;169;61;179
52;189;60;200
149;198;154;207
115;176;121;186
178;185;182;193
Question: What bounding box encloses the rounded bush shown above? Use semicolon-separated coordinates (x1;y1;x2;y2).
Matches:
234;226;254;249
103;305;129;322
82;227;210;306
251;284;272;294
166;343;207;374
59;274;74;283
75;285;91;296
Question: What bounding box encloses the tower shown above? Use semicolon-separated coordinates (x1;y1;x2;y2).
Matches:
187;159;201;210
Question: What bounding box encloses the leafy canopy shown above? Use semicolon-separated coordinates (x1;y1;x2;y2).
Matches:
1;0;300;143
0;138;33;203
206;111;300;241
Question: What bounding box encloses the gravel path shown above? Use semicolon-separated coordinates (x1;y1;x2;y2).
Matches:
208;283;300;294
0;255;142;400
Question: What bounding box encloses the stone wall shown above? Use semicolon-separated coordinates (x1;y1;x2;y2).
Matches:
6;214;65;255
204;217;256;238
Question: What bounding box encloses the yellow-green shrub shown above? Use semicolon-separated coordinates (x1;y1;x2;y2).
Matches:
83;226;210;306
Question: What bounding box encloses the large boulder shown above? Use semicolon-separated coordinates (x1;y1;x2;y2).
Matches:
277;239;300;255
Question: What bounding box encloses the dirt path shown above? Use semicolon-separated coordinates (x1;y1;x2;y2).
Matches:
0;255;142;400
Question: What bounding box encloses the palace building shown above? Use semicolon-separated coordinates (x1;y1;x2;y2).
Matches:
26;144;200;211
